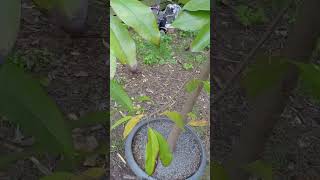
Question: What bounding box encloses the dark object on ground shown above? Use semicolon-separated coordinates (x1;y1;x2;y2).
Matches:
125;118;206;180
151;3;181;34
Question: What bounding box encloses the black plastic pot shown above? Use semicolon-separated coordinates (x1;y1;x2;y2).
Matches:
125;118;207;180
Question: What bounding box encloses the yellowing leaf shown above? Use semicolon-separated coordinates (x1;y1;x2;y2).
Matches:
188;119;208;127
123;114;144;138
145;128;159;175
161;111;185;131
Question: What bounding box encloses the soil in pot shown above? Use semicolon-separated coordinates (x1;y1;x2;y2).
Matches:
132;120;202;180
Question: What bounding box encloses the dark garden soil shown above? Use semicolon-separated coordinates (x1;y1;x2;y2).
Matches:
0;0;108;179
110;33;210;178
213;1;320;179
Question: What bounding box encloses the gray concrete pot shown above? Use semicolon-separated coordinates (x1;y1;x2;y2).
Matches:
125;118;206;180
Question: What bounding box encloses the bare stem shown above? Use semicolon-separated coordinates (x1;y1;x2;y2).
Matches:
167;60;210;152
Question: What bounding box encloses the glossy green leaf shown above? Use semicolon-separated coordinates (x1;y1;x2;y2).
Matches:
110;51;117;79
242;55;290;97
0;0;21;56
40;172;76;180
191;23;210;52
243;160;273;180
111;0;160;45
161;111;185;131
110;16;137;68
154;131;173;167
0;63;74;157
145;128;159;175
185;79;202;93
172;11;210;32
295;62;320;99
183;0;210;11
110;79;133;111
111;116;132;130
212;162;229;180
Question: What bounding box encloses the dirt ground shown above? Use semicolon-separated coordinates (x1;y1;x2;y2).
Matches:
213;1;320;179
110;32;210;178
0;0;108;179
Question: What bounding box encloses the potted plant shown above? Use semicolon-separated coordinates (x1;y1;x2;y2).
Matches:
110;0;210;178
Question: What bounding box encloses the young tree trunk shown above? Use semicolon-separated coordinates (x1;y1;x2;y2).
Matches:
167;60;210;151
224;0;320;179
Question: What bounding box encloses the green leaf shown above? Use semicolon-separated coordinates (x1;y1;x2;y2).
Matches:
185;79;202;93
0;0;21;56
243;160;273;180
242;55;290;97
295;62;320;99
179;0;190;4
203;80;210;94
40;172;76;180
111;116;132;130
191;23;210;52
110;79;133;111
154;130;173;167
211;162;229;180
145;128;159;175
0;63;74;157
111;0;160;45
110;51;117;79
183;0;210;11
137;95;153;103
172;11;210;32
161;111;185;131
110;16;137;68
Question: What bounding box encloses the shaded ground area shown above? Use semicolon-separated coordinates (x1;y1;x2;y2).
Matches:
0;0;107;179
110;31;210;179
213;1;320;179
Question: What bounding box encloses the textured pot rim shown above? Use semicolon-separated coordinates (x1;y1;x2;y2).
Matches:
125;118;207;180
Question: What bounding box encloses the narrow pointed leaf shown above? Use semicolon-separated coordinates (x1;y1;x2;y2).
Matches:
110;16;137;68
172;11;210;32
145;128;159;175
110;79;133;111
0;63;74;157
123;114;144;138
161;111;185;131
183;0;210;11
111;116;132;130
154;131;173;167
111;0;160;45
191;23;210;52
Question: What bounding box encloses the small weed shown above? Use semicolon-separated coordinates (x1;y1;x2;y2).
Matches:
183;63;194;70
134;33;175;65
8;48;55;72
235;5;267;26
179;30;196;38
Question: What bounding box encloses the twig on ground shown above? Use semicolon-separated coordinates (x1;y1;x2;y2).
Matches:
213;0;294;104
29;156;52;176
